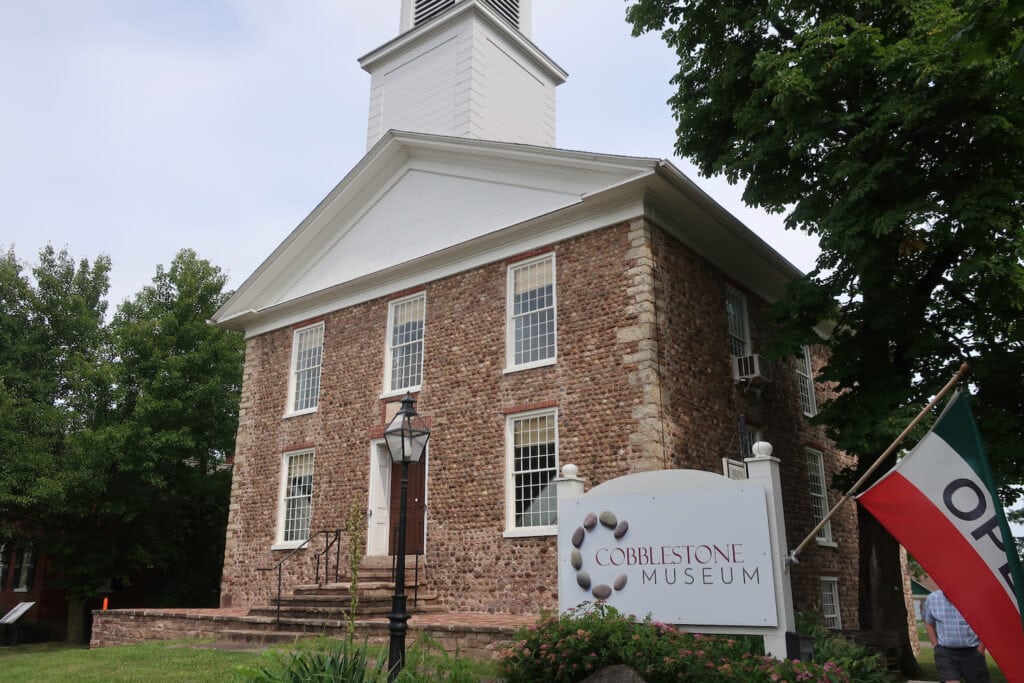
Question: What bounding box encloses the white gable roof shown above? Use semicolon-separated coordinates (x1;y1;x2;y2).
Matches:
212;131;801;336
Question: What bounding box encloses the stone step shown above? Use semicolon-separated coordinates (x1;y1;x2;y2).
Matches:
220;628;344;645
276;592;395;604
291;581;399;595
248;603;392;620
225;614;347;633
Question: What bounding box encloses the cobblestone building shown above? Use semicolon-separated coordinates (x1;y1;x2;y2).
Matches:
212;0;861;629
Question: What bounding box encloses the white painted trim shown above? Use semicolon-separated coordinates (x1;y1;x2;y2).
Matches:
725;285;751;357
383;292;427;395
819;576;843;629
363;0;565;84
805;447;834;545
367;441;393;556
284;322;324;417
210;132;814;337
796;346;818;417
275;449;316;548
271;541;306;551
502;358;555;374
505;407;559;534
502;526;556;538
505;252;557;371
210;133;659;331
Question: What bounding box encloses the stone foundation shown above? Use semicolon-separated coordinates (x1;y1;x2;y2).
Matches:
89;608;528;660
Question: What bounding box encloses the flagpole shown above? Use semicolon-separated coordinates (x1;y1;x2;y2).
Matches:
786;362;971;565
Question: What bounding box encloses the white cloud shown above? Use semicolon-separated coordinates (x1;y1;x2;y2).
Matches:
0;0;818;309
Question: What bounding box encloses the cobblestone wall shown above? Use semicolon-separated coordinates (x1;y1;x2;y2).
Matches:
220;218;860;627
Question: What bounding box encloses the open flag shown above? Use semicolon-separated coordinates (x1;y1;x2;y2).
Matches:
857;391;1024;681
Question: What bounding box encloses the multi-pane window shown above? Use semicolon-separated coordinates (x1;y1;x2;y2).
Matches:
796;346;817;417
725;286;750;357
806;448;834;544
385;294;425;393
279;450;315;545
508;255;556;369
12;548;34;591
820;577;843;629
507;411;558;532
289;323;324;414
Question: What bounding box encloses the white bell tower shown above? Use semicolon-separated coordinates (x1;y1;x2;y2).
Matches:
398;0;532;37
360;0;565;149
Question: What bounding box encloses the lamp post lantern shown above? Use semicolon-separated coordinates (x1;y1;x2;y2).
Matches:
382;392;430;681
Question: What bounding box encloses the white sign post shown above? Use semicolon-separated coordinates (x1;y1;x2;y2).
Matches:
555;444;795;658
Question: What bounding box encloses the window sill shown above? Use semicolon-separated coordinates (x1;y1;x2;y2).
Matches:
503;526;557;538
12;588;28;593
815;539;838;548
271;541;308;551
503;358;556;375
380;386;421;400
283;407;318;420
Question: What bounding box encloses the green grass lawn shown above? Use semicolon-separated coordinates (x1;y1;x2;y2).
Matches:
0;636;498;682
0;641;261;682
6;631;1011;682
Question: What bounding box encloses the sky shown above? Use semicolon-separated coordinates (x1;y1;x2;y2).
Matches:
3;3;1021;535
0;0;820;311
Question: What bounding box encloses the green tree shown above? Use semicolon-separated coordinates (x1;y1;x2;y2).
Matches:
627;0;1023;674
0;246;113;641
109;249;244;607
0;246;243;642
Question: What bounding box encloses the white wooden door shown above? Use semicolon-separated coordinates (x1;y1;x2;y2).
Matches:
366;443;392;555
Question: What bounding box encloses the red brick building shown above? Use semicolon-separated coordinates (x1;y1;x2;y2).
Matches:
212;0;860;629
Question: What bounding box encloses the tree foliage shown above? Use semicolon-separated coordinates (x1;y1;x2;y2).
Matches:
108;249;243;605
626;0;1023;484
0;246;243;636
626;0;1023;673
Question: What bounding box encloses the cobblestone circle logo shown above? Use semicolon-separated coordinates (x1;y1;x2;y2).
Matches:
571;510;629;600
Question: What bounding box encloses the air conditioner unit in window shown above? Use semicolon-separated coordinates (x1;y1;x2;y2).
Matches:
732;354;772;384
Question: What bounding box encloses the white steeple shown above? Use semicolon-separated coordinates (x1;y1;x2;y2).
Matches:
360;0;566;149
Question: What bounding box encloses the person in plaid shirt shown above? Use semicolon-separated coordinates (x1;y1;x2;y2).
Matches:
922;589;990;683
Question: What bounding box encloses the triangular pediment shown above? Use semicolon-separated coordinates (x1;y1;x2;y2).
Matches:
214;131;658;330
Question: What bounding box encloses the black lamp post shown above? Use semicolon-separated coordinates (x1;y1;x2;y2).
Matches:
382;392;430;681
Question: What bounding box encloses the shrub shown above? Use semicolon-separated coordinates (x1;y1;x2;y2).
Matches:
240;635;385;682
399;633;497;682
796;613;891;683
239;633;495;682
498;602;852;682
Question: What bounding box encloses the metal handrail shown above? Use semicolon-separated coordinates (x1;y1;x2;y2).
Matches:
257;529;342;626
314;530;342;586
390;525;422;607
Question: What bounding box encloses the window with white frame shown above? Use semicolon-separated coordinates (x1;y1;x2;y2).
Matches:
0;545;8;590
725;286;751;357
796;346;817;417
506;410;558;534
287;323;324;414
806;448;834;544
277;450;315;546
820;577;843;629
12;548;34;591
507;255;556;369
385;294;425;394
